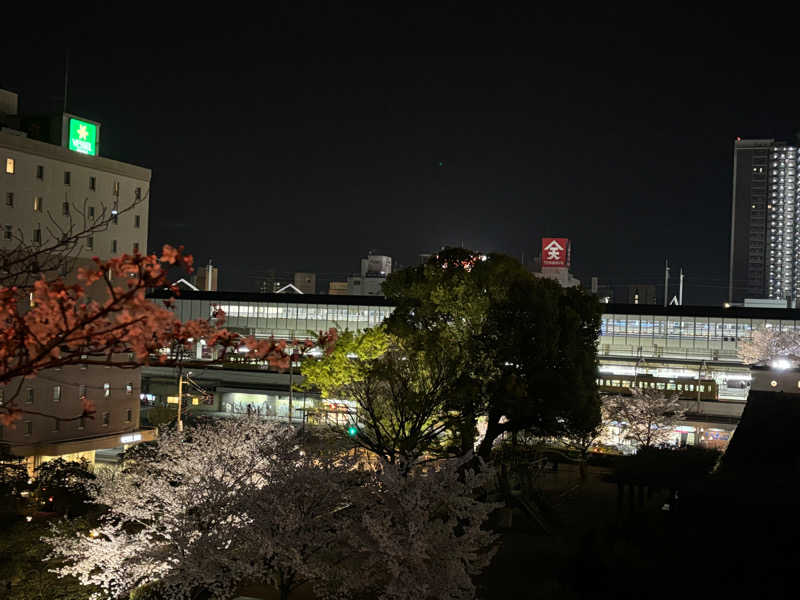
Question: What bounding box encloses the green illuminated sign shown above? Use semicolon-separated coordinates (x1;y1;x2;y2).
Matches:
68;118;97;156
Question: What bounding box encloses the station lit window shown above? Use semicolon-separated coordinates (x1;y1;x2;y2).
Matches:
5;158;14;174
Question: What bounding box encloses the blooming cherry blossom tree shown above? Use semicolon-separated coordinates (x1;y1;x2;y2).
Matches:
43;420;501;600
357;458;500;600
606;388;687;450
0;245;326;426
738;326;800;365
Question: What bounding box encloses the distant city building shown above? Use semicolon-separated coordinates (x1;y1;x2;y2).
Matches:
0;88;153;470
729;138;800;303
258;269;283;294
347;253;392;296
328;281;348;295
293;272;316;294
625;284;657;304
533;237;580;288
194;260;219;291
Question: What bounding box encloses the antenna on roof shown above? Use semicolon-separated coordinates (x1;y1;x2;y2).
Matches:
63;48;69;114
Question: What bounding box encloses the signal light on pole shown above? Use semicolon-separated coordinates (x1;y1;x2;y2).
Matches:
347;425;358;437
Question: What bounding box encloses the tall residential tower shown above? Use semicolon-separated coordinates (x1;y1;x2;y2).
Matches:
729;138;800;303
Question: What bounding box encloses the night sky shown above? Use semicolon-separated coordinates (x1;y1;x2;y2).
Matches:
4;4;800;304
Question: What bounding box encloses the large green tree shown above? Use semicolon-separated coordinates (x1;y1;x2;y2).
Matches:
383;248;603;460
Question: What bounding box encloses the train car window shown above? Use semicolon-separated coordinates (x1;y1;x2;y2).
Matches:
667;383;676;390
612;380;620;386
657;383;665;390
677;384;683;390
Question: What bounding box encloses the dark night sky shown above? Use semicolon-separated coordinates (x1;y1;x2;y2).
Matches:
4;4;800;304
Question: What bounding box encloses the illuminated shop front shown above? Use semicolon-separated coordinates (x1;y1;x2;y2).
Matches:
219;391;355;425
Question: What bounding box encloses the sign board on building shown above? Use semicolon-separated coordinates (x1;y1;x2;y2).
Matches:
67;117;98;156
541;238;570;267
120;433;142;444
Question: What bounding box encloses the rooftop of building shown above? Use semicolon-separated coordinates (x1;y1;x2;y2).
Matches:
0;128;151;181
149;288;800;319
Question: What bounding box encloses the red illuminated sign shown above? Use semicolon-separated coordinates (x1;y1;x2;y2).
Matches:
541;238;570;267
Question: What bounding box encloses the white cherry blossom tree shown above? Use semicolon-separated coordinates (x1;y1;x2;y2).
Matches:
43;419;501;600
357;458;500;600
606;388;687;450
738;326;800;365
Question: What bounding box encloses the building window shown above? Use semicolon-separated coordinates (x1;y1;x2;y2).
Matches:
52;385;61;402
33;196;43;212
112;214;118;225
5;158;14;174
3;225;10;240
53;418;60;432
112;240;117;253
135;187;141;200
0;389;4;405
133;242;139;253
88;206;95;218
62;201;70;216
24;421;32;436
113;181;120;196
33;228;41;244
64;171;71;185
79;384;87;398
25;388;33;404
86;236;93;250
134;215;141;228
104;383;110;398
89;176;96;191
126;408;132;422
36;165;44;179
77;417;85;431
102;412;110;427
126;383;133;395
5;192;13;206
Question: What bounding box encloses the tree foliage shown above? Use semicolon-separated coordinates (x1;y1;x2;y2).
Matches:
304;327;465;471
0;242;324;426
44;419;499;600
606;388;687;450
382;248;603;459
738;326;800;365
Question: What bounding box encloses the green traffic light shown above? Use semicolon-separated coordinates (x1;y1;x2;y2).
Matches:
347;425;358;437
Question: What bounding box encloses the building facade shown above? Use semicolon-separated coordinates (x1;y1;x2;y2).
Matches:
0;90;154;469
293;272;316;294
347;254;392;296
729;138;800;303
153;290;800;446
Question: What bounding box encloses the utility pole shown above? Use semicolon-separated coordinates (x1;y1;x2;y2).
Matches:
663;259;670;307
288;353;294;425
176;365;184;432
678;268;685;306
63;48;69;115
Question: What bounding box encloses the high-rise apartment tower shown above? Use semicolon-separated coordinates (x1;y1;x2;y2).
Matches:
729;139;800;303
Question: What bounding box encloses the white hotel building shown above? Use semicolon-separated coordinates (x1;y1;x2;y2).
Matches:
0;88;154;470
